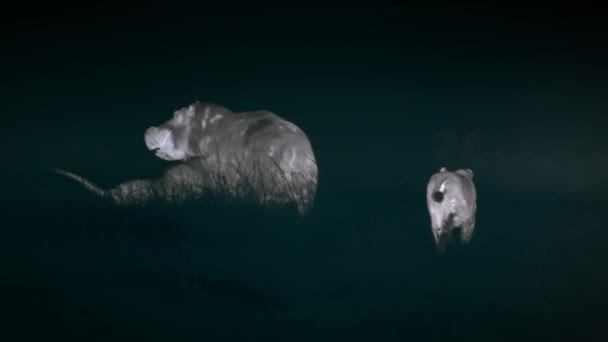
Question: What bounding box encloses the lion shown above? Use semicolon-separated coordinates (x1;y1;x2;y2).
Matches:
54;102;319;215
426;167;477;252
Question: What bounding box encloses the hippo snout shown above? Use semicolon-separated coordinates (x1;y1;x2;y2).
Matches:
144;126;163;151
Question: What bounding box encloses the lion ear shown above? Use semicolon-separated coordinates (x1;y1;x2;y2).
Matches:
457;169;474;178
440;167;447;172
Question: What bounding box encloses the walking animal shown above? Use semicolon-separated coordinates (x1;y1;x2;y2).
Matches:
426;167;477;252
54;102;318;215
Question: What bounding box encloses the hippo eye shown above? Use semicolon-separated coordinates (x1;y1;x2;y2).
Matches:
432;191;444;203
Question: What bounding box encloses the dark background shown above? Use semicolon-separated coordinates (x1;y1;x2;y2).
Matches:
1;3;607;341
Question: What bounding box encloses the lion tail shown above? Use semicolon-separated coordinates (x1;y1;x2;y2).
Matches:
52;168;108;198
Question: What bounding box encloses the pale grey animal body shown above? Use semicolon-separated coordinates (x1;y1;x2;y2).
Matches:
55;102;318;215
426;167;477;251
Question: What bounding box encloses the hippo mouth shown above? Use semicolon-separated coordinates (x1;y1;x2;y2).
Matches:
152;148;177;161
145;126;172;151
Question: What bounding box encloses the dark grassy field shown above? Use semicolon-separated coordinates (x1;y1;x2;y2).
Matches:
1;166;606;341
2;4;607;340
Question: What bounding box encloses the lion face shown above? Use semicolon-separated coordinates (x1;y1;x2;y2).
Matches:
426;167;477;251
144;105;196;161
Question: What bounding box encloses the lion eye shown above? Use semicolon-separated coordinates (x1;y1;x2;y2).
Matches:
432;191;444;203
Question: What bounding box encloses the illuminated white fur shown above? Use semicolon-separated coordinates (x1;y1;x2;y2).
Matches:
426;167;477;252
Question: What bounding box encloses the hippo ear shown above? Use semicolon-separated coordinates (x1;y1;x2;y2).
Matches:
440;167;447;172
186;104;196;117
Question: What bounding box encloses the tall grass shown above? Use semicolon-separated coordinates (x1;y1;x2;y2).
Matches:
104;139;318;216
